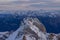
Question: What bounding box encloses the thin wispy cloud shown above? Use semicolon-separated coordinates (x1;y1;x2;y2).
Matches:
0;0;60;10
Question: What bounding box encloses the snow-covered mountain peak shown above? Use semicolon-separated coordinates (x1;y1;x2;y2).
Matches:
0;17;60;40
5;17;47;40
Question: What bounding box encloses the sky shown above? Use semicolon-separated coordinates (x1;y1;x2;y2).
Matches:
0;0;60;10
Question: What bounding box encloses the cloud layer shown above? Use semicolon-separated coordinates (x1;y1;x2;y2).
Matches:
0;0;60;10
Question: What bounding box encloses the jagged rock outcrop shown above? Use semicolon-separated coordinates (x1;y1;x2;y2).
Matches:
47;33;58;40
33;18;46;33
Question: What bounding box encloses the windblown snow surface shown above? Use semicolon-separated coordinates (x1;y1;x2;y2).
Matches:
0;18;60;40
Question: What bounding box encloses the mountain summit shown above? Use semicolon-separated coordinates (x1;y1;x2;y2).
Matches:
6;17;47;40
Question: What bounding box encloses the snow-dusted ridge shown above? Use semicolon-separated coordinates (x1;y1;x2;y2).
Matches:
0;10;60;17
0;17;60;40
